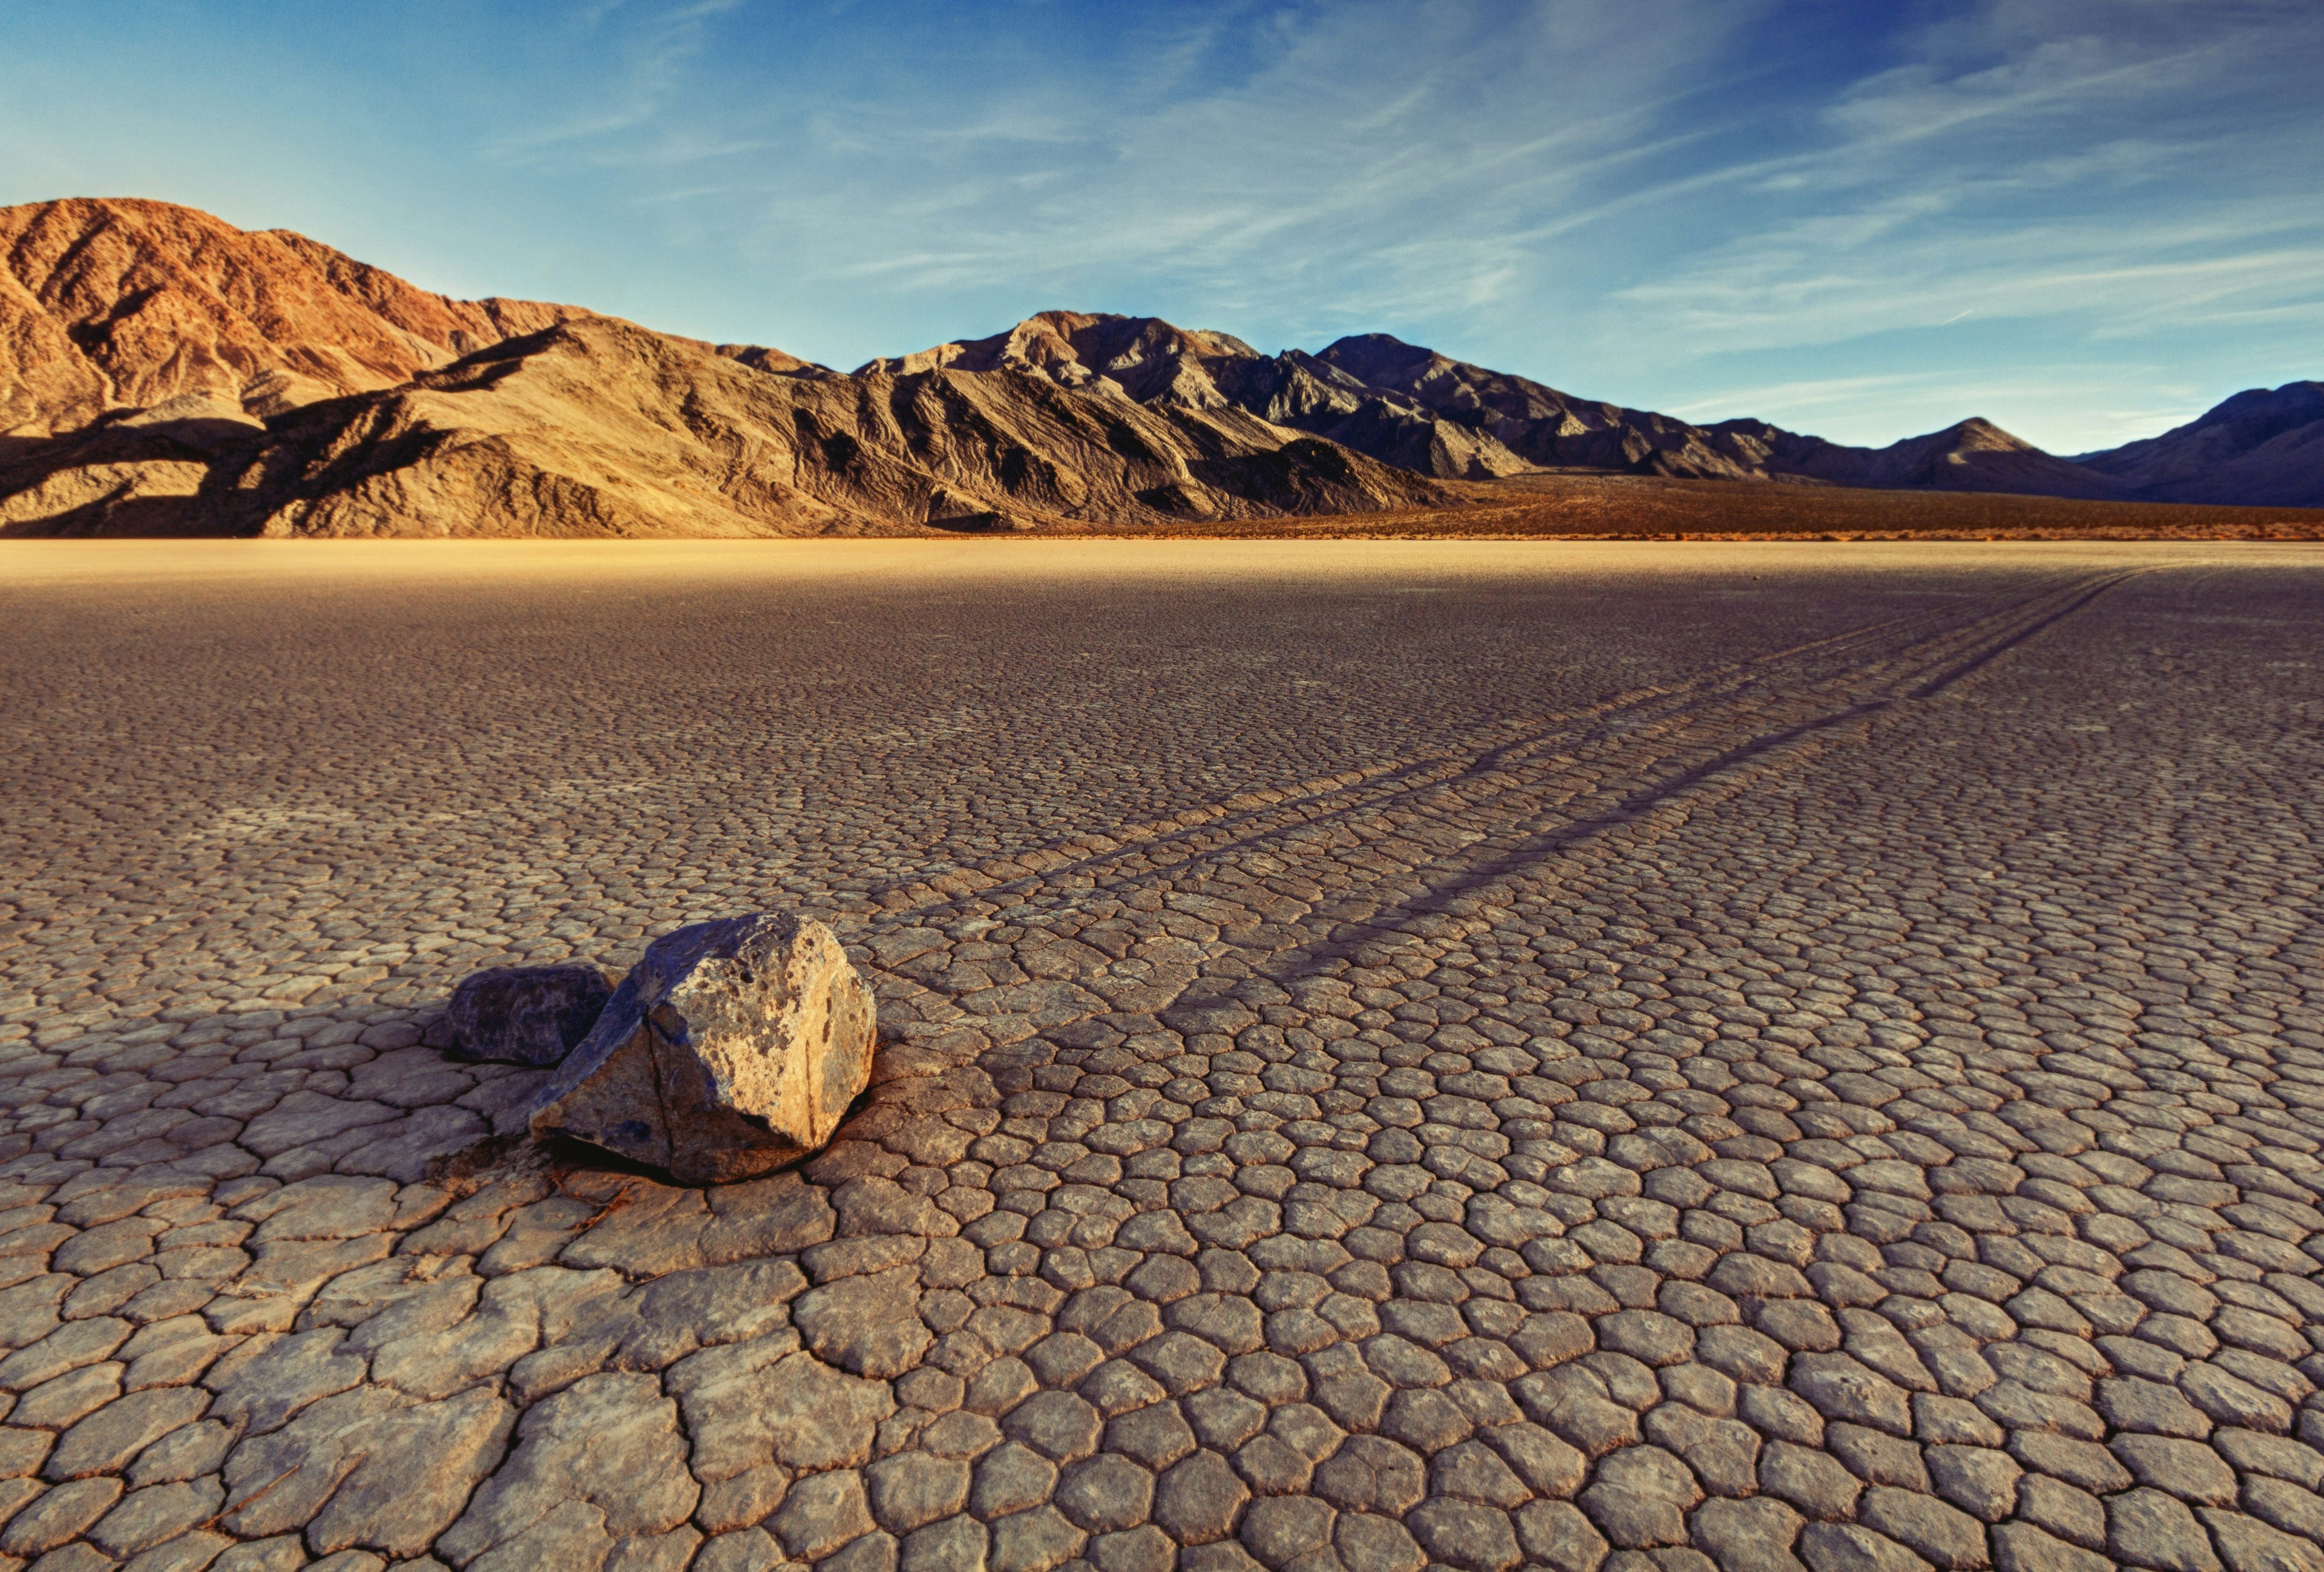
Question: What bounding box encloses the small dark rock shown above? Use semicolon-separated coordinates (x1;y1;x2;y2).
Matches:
446;964;614;1065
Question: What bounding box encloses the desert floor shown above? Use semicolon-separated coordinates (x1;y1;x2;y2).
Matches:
1;539;2320;1572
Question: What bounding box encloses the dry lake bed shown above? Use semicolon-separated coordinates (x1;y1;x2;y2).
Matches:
0;539;2321;1572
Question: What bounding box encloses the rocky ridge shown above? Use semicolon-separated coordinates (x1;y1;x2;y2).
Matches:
0;205;1459;537
5;315;1454;538
0;197;827;439
1311;335;2128;497
868;318;2145;498
862;314;1536;482
0;198;591;437
2076;383;2324;508
1;197;2316;536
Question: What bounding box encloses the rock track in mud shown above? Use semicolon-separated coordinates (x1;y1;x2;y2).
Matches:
0;544;2319;1572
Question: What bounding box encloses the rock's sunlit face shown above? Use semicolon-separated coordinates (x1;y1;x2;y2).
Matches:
519;912;877;1181
1;540;2316;1568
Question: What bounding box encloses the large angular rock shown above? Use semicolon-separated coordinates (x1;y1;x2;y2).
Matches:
445;964;614;1066
529;912;876;1183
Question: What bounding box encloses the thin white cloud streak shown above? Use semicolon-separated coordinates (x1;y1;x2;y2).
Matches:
485;0;757;159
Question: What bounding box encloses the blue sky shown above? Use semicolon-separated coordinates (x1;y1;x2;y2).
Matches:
2;0;2319;452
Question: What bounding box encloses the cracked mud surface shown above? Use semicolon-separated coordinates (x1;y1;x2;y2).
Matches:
1;539;2320;1572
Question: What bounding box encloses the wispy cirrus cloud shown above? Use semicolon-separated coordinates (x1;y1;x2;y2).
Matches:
483;0;759;159
688;0;1764;341
587;0;2316;447
2;0;2314;450
1583;0;2324;444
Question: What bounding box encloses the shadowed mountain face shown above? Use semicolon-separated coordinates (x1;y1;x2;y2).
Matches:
865;312;1535;479
209;318;1452;538
1318;332;1700;473
0;316;1455;539
1314;334;2127;497
0;199;2313;536
885;318;2152;499
2075;382;2324;507
1739;416;2128;499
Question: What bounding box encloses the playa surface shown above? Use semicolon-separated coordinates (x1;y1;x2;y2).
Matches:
1;539;2320;1572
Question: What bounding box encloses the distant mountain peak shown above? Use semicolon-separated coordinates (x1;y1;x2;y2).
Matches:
2076;380;2324;505
1942;416;2040;450
855;310;1261;408
1320;331;1428;358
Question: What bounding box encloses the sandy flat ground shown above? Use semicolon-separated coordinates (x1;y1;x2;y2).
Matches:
5;536;2319;586
0;540;2320;1572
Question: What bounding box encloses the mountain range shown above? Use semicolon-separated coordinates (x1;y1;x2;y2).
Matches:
1;197;2316;538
